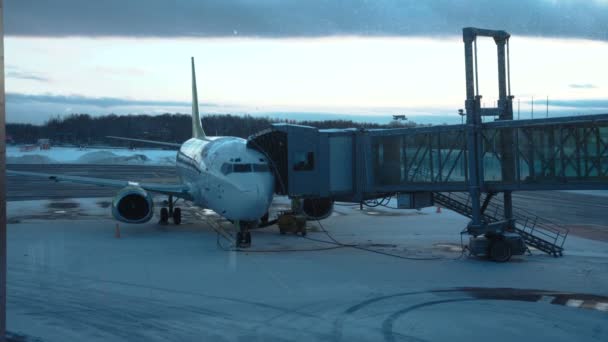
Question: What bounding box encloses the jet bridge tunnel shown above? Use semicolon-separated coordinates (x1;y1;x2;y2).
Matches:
248;125;363;201
249;114;608;203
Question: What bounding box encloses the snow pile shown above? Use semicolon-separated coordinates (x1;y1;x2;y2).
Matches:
6;154;55;164
76;151;150;164
156;156;178;165
6;146;176;165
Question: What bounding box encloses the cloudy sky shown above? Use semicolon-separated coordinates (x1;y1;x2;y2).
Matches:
5;0;608;124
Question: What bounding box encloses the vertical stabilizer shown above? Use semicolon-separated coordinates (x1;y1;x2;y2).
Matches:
191;57;206;139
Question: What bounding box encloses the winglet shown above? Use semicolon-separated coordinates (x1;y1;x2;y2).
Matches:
191;57;206;139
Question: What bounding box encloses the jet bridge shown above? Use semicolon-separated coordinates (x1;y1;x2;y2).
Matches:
248;27;608;261
250;114;608;197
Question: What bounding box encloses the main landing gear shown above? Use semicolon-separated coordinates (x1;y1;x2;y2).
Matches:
160;195;181;225
236;221;255;248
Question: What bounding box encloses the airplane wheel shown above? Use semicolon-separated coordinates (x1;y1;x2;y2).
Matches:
160;208;169;223
245;232;252;245
236;232;243;245
173;207;182;225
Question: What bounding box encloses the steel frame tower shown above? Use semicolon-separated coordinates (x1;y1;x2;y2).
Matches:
462;27;516;236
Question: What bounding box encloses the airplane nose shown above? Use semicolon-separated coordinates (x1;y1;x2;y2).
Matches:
227;185;269;221
257;184;273;209
248;184;273;218
221;175;274;221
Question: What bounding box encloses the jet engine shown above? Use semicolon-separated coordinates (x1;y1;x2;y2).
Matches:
301;197;334;220
111;186;154;224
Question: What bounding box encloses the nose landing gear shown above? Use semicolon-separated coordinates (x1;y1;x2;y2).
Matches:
236;221;255;248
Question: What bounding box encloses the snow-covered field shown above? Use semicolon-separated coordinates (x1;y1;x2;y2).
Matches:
560;190;608;198
6;197;608;341
6;145;177;165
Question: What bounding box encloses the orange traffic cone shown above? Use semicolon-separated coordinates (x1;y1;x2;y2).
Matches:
436;206;442;214
115;223;121;238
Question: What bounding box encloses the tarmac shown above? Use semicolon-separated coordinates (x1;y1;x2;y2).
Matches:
5;183;608;341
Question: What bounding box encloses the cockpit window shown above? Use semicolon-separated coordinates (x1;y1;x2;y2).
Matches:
233;164;252;173
221;163;270;175
253;164;270;172
221;163;232;175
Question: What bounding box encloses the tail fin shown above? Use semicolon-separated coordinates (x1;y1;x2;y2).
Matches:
191;57;206;139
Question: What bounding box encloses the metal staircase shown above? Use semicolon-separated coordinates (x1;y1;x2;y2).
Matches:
433;192;568;257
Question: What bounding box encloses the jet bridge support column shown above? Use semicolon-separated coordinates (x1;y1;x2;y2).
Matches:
463;27;515;236
463;28;483;232
495;32;515;223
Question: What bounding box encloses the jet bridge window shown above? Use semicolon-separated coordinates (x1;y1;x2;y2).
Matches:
293;151;315;171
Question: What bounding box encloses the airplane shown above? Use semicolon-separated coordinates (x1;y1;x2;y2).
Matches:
7;58;277;247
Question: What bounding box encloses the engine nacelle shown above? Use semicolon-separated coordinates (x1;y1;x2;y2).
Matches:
301;197;334;220
111;186;154;224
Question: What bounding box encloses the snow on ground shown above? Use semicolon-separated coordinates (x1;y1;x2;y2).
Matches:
560;190;608;198
6;145;176;165
6;197;608;341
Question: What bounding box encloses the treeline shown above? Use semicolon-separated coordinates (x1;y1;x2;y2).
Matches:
6;113;420;145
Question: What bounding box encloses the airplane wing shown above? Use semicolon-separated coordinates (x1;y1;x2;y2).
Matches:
106;136;182;148
7;170;193;200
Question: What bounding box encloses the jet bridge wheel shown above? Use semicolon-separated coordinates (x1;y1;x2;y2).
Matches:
489;239;512;262
172;207;182;225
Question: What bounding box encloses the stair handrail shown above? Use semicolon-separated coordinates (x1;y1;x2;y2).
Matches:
435;191;568;252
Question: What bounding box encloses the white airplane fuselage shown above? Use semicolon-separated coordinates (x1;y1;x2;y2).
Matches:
176;136;274;222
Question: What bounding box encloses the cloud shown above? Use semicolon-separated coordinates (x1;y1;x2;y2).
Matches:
6;68;49;82
569;83;598;89
6;92;209;108
5;92;223;124
6;0;608;41
93;66;147;77
531;98;608;108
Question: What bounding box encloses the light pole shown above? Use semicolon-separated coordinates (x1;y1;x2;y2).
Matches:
458;109;465;124
0;1;6;340
531;96;534;119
